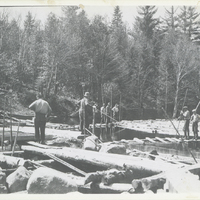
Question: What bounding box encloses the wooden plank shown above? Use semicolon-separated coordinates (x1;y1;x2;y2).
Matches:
155;137;169;144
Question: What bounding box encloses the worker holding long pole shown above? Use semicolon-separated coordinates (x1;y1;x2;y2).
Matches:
178;106;190;140
190;100;200;140
177;88;188;130
79;92;90;136
162;107;198;163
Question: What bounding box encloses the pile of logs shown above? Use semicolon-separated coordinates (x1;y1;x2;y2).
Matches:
0;139;200;194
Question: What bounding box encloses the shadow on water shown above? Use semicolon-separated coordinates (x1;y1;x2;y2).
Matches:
65;117;79;126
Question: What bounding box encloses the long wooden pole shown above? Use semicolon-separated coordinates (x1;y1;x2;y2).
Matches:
92;106;95;134
101;83;104;105
2;97;6;151
119;93;122;121
10;97;13;148
195;100;200;110
110;85;112;108
11;122;20;156
45;153;87;176
177;88;188;129
83;105;86;137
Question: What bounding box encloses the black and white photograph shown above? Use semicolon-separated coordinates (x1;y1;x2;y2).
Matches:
1;0;200;197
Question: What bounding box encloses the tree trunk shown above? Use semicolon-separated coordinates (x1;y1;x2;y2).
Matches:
21;145;178;178
46;64;55;98
172;81;180;118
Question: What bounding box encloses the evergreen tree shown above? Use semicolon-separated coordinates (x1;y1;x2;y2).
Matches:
162;6;179;31
178;6;200;40
111;6;123;29
136;6;159;39
110;6;128;57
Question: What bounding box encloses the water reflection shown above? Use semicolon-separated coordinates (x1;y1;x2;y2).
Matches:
50;116;79;125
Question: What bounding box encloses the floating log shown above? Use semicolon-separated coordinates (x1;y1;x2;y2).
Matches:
79;182;134;194
0;154;46;170
26;141;61;149
85;168;135;185
0;154;24;168
21;145;181;178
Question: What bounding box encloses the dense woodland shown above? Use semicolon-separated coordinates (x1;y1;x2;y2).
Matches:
1;5;200;121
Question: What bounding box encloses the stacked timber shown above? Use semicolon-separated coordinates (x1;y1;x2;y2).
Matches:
1;140;200;194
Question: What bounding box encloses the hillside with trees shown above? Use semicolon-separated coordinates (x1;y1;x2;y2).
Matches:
0;6;200;122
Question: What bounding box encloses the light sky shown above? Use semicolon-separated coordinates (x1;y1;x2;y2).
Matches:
0;5;169;28
0;1;200;29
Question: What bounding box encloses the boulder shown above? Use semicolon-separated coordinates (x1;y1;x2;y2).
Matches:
0;171;6;184
0;171;7;193
132;173;166;193
0;185;7;194
83;135;99;151
27;167;78;194
6;166;32;193
99;143;126;155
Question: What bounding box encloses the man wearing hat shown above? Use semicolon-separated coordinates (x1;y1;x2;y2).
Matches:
190;109;200;140
179;106;190;139
79;92;91;134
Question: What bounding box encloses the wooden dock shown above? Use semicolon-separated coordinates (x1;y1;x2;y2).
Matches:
114;119;190;140
0;119;194;145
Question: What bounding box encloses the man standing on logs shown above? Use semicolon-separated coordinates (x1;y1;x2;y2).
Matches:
29;93;52;144
112;103;119;121
190;109;200;140
179;106;190;139
106;102;112;141
100;103;106;124
79;92;91;135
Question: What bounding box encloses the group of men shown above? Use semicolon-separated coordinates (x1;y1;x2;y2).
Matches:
100;102;119;123
27;91;200;144
28;91;119;143
179;106;200;140
78;92;119;135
